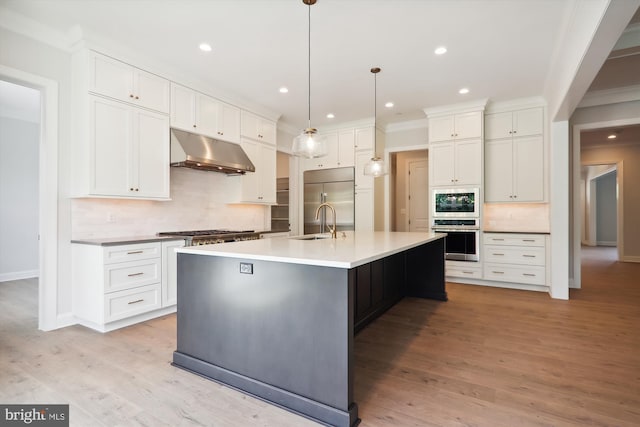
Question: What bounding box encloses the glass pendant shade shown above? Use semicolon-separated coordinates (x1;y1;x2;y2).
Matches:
363;67;387;177
292;128;328;159
364;156;388;177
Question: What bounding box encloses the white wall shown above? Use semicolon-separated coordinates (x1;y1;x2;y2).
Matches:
0;114;39;280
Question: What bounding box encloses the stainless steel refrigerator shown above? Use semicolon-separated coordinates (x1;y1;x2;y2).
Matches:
304;167;355;235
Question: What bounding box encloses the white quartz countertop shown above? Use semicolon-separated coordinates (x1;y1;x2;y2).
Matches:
177;231;446;268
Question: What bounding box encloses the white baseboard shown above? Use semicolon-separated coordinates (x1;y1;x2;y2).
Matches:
621;255;640;263
55;312;77;329
0;269;39;282
596;241;617;247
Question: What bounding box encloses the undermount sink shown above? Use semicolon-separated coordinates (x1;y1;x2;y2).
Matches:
289;234;332;241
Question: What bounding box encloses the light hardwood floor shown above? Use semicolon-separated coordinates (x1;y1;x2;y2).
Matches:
1;247;638;426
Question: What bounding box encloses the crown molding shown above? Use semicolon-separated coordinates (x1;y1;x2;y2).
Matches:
0;6;73;51
485;96;547;114
577;84;640;108
423;98;489;118
384;118;428;133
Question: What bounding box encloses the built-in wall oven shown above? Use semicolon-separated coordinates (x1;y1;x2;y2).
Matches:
432;188;480;262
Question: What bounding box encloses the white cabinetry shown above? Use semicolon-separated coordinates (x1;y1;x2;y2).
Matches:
162;240;184;307
429;139;482;186
241;110;276;145
354;127;374;151
170;83;240;142
85;95;169;199
87;51;170;114
304;129;355;170
72;240;182;332
240;138;277;204
355;188;374;232
483;233;548;287
429;111;482;142
485;107;544;202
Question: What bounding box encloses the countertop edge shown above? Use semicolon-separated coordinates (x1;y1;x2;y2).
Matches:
71;236;186;246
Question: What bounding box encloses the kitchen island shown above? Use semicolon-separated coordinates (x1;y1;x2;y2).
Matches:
172;231;446;427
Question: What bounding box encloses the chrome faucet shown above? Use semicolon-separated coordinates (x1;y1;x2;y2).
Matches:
315;202;337;239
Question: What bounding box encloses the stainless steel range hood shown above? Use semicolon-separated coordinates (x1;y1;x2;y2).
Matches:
170;128;255;174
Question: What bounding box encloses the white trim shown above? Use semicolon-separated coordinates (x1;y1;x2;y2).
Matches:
0;65;59;331
572;117;638;290
447;277;549;293
550;121;569;300
0;270;39;282
621;255;640;263
613;22;640;50
578;85;640;108
384;118;428;133
423;99;489;117
383;144;429;231
596;241;617;247
485;96;547;114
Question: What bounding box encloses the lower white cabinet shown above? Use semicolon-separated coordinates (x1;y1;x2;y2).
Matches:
483;233;548;287
446;261;483;279
72;239;183;332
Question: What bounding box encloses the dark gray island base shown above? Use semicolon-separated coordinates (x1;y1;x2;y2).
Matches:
172;236;446;427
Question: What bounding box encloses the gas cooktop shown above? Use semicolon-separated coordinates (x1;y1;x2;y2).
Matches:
157;229;260;246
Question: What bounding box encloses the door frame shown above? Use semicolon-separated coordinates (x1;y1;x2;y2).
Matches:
383;144;429;231
572;117;636;289
0;65;59;331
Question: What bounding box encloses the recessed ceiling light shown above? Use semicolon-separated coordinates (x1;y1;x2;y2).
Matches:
435;46;447;55
459;88;470;94
607;134;617;139
199;43;212;52
326;113;335;119
385;102;394;108
279;87;289;93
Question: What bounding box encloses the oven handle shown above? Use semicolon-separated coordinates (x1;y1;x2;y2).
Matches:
431;228;480;232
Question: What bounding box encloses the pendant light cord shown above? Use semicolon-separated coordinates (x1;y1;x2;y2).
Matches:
374;70;377;155
307;2;311;130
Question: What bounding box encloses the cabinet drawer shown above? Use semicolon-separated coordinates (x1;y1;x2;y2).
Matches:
446;265;482;279
104;283;161;323
483;234;545;247
484;263;546;285
104;258;161;292
484;245;545;266
103;242;161;264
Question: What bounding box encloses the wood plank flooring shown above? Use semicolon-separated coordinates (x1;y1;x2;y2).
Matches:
1;246;638;426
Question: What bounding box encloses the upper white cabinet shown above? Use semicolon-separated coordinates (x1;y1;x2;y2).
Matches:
485;108;543;140
303;129;355;170
239;138;277;204
87;96;170;199
88;51;170;114
429;139;482;187
241;110;276;145
170;83;240;143
429;111;482;142
354;126;374;151
485;106;545;202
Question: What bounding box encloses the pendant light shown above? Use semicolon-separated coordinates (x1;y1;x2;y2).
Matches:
292;0;328;159
363;67;388;177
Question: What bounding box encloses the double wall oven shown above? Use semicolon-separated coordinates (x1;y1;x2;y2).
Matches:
431;188;480;262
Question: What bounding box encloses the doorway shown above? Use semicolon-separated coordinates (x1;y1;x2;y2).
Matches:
389;149;428;232
0;65;59;331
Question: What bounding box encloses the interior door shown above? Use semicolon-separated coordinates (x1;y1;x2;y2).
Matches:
408;160;429;232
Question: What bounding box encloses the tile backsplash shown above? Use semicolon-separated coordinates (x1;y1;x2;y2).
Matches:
71;168;268;239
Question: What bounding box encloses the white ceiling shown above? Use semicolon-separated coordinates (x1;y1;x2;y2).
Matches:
0;0;637;132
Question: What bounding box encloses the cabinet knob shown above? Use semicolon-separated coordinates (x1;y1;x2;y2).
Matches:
193;124;196;128
513;195;517;198
135;96;139;100
130;187;134;191
129;94;134;98
513;130;517;134
135;188;139;192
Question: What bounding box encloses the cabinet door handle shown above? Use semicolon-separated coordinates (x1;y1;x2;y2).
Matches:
523;273;536;277
462;271;474;274
522;255;536;258
127;299;144;305
522;239;535;242
492;238;505;241
127;272;144;277
127;250;143;254
492;253;505;256
492;271;505;274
